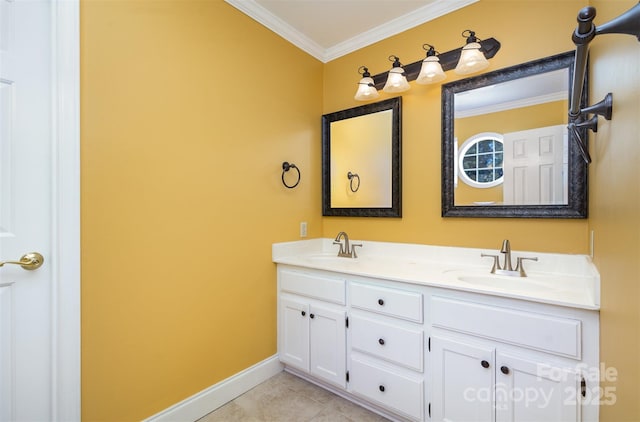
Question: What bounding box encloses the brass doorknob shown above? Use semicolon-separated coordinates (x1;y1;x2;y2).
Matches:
0;252;44;270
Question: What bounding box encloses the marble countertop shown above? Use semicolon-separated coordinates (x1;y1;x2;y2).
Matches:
272;238;600;311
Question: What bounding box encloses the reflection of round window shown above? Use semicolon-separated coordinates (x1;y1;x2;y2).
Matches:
458;132;504;188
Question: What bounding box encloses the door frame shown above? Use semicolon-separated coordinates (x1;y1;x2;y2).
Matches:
52;0;80;419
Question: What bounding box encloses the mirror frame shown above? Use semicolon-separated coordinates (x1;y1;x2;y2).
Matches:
442;51;589;218
322;97;402;217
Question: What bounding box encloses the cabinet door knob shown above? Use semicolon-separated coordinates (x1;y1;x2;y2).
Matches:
500;366;510;375
377;299;384;306
310;313;315;319
378;338;385;345
379;385;385;392
301;311;306;316
481;360;490;368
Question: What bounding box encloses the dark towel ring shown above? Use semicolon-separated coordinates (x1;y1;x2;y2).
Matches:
348;171;360;192
282;162;300;189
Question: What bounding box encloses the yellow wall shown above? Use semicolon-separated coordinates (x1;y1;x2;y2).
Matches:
322;0;589;253
80;1;322;419
589;1;640;420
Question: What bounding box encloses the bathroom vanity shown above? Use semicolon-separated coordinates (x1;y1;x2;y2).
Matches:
273;239;600;422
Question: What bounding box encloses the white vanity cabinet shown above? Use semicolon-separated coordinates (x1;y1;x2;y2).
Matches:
273;239;600;422
348;281;425;421
429;295;597;422
278;268;347;388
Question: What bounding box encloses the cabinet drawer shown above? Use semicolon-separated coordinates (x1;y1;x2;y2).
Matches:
351;315;423;371
431;296;582;359
280;269;345;305
350;356;424;421
350;282;423;323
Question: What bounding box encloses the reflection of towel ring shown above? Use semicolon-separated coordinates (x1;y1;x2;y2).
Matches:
347;172;360;192
282;162;301;189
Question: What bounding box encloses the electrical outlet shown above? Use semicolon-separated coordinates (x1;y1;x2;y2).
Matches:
300;222;307;238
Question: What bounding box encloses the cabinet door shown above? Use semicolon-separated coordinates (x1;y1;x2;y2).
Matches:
431;335;495;422
279;297;310;371
496;352;579;422
309;304;346;388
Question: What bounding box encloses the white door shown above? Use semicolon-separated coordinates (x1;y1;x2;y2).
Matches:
1;1;80;420
279;297;310;371
503;125;567;205
309;304;345;388
495;352;579;422
431;335;495;422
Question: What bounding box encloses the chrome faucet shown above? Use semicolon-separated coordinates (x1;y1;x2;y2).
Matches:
333;231;362;258
481;239;538;277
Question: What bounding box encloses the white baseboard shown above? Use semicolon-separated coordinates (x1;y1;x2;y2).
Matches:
144;355;283;422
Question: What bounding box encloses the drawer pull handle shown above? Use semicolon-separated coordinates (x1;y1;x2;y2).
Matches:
378;338;385;345
301;311;306;317
379;385;385;392
377;299;384;306
500;366;510;375
481;360;490;369
310;313;315;319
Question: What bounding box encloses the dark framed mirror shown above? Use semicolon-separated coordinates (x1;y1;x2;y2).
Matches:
322;97;402;217
442;51;588;218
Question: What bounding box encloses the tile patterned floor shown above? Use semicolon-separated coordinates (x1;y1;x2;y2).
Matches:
198;371;390;422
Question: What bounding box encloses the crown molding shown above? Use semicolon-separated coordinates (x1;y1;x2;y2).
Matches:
455;91;568;119
324;0;478;62
224;0;478;63
224;0;326;61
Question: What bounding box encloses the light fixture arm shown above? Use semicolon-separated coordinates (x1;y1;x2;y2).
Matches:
423;44;438;56
368;37;501;90
462;29;480;43
388;55;403;68
358;66;371;77
357;66;374;87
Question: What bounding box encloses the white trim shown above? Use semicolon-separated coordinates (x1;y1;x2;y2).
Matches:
223;0;326;60
51;0;81;420
455;91;567;118
144;356;284;422
324;0;478;62
224;0;478;63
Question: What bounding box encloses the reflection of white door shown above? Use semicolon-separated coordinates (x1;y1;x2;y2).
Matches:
503;125;567;205
0;1;80;420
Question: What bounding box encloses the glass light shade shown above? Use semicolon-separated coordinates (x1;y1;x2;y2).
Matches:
416;56;446;84
354;76;379;101
383;68;410;93
454;42;489;75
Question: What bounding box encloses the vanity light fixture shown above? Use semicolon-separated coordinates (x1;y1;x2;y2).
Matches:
454;30;490;75
416;44;446;84
354;66;379;101
353;30;500;101
382;56;410;93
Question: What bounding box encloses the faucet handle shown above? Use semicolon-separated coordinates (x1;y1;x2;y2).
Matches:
515;257;538;277
351;243;362;258
481;253;502;273
333;241;345;255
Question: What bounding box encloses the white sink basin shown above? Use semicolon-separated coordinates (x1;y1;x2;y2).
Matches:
456;274;558;292
305;254;357;262
443;269;561;293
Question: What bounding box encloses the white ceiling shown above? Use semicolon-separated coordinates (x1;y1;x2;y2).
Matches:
224;0;478;62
